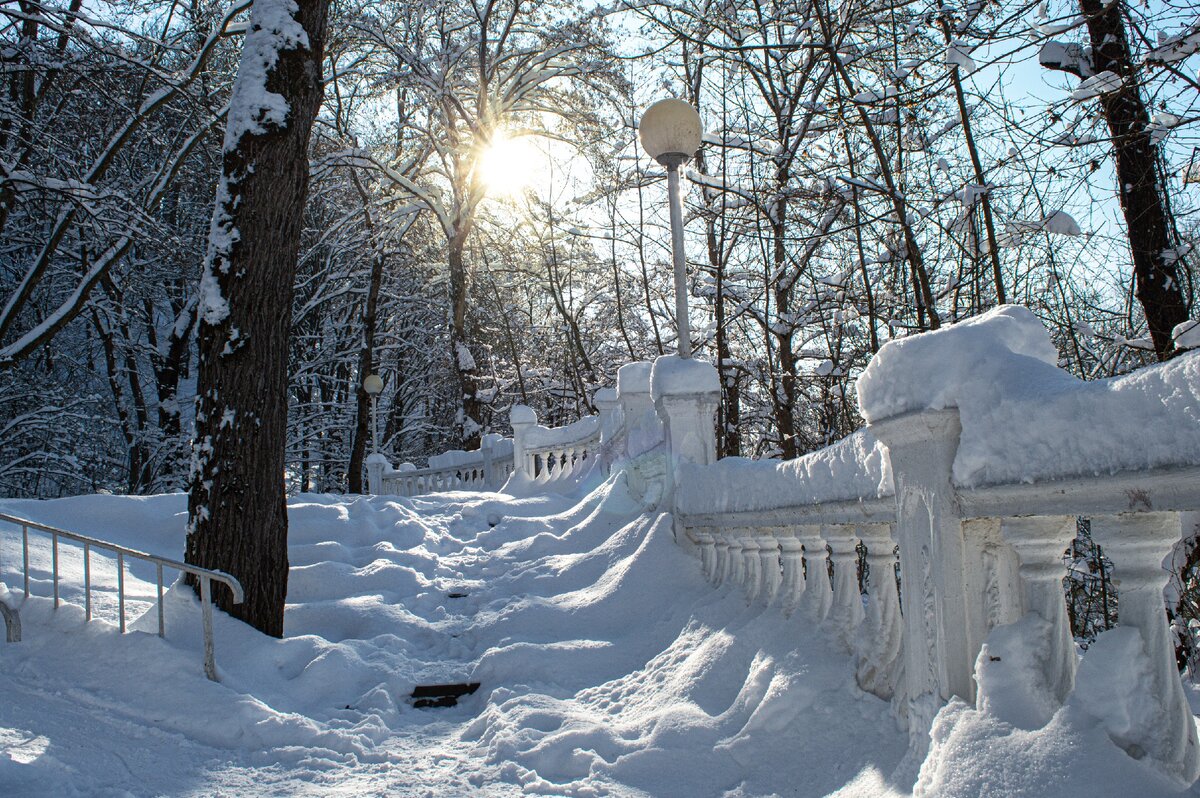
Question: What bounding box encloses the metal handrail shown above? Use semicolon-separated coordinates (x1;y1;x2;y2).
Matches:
0;512;244;681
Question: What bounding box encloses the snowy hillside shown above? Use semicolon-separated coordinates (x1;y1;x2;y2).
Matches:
0;477;1198;796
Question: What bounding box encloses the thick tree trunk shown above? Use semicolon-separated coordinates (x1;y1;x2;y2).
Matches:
185;0;329;638
1078;0;1188;359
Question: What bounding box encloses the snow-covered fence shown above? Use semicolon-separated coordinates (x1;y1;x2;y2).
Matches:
0;512;244;681
365;364;655;498
368;434;515;496
669;307;1200;787
510;409;602;484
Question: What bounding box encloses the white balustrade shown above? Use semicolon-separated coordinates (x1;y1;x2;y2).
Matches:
672;401;1200;782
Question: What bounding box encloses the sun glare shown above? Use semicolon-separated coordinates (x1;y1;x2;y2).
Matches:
477;132;543;197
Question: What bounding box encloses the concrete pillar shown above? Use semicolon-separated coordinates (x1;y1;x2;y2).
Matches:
1091;512;1200;786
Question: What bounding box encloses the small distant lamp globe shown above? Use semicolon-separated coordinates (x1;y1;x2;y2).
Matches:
363;374;384;455
639;99;702;358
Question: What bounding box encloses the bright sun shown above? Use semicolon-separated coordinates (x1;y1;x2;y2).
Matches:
477;132;543;197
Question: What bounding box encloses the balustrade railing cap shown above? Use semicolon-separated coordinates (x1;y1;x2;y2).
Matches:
593;387;619;406
650;354;720;400
365;452;390;465
866;407;962;449
616;361;653;395
510;404;537;425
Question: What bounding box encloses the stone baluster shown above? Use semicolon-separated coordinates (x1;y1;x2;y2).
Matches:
712;533;731;587
824;524;865;652
755;528;783;607
691;527;717;581
725;534;746;589
964;518;1023;666
990;516;1076;727
1090;513;1200;786
856;523;904;701
738;528;761;601
778;530;805;614
796;525;832;623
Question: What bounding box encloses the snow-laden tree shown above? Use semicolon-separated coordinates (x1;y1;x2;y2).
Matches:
185;0;331;636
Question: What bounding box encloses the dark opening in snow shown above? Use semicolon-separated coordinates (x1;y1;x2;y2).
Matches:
411;682;480;708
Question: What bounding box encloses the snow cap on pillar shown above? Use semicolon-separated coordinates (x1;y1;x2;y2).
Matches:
617;361;653;396
593;387;618;407
510;405;537;426
650;354;720;401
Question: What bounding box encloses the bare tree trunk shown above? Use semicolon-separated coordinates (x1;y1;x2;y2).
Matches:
1076;0;1188;358
185;0;329;638
449;230;484;451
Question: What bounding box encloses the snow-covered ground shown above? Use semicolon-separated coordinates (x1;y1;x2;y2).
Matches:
0;476;1198;796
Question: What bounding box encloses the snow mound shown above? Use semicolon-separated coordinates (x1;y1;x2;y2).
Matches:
676;429;893;514
857;305;1200;487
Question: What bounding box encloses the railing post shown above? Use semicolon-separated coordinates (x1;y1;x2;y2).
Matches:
725;533;745;588
712;531;731;587
856;522;904;701
616;361;659;460
594;387;621;475
737;527;761;602
1089;512;1200;785
0;592;19;643
480;435;496;489
650;355;719;523
824;524;865;652
689;526;716;581
510;405;537;480
869;407;968;745
986;515;1076;728
365;453;388;495
796;525;832;623
963;517;1023;667
754;528;782;607
778;528;805;614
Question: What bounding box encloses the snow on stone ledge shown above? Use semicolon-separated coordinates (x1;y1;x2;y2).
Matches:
676;429;893;515
858;305;1200;488
650;354;720;398
523;415;599;449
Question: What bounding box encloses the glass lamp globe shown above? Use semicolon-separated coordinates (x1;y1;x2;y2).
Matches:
639;99;703;164
362;374;384;395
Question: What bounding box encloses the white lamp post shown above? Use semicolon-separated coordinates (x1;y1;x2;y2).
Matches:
639;98;703;359
362;373;383;455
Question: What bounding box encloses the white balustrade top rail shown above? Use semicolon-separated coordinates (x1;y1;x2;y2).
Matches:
377;435;515;496
0;512;244;681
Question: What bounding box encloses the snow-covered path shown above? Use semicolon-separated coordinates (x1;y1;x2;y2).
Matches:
11;475;1197;798
0;477;916;796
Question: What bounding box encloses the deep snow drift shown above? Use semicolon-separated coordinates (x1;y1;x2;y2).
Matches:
0;477;1198;796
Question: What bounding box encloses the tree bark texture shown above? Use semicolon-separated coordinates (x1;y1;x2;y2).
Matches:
186;0;329;638
1079;0;1188;358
